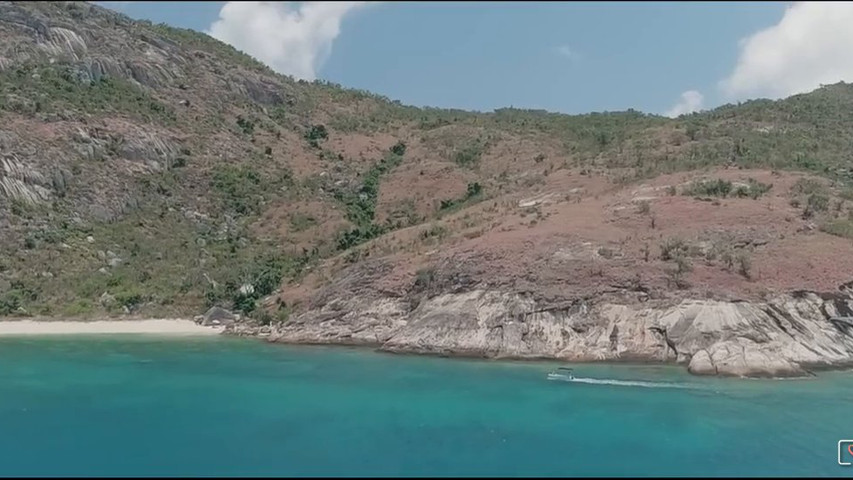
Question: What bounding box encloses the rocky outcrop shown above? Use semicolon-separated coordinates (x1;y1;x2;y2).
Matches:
687;340;805;377
250;287;853;378
201;306;236;327
0;154;52;204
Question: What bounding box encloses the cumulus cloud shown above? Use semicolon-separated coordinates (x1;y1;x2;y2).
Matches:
664;90;704;118
720;2;853;100
555;45;579;60
207;1;372;81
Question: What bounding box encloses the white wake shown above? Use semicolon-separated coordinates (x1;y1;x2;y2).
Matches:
548;375;694;389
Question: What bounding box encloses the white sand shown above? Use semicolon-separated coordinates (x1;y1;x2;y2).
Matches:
0;319;224;336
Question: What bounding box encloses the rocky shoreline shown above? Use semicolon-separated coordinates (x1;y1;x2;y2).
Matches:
224;283;853;379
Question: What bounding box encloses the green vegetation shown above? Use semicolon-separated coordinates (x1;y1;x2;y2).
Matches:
791;178;826;197
419;224;448;242
304;124;329;148
666;254;692;289
413;267;437;290
682;177;771;199
0;63;176;124
390;141;407;156
682;179;733;198
289;213;318;232
453;141;487;168
439;182;484;213
387;198;423;227
736;251;752;280
333;145;405;250
0;282;38;316
10;3;853;321
821;219;853;239
148;22;273;74
660;237;688;261
207;251;311;315
236;115;255;136
211;165;263;215
0;198;318;318
803;193;830;219
734;179;773;199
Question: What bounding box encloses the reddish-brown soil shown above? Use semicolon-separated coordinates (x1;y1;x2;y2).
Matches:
280;167;853;308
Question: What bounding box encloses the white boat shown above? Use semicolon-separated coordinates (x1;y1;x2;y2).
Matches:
546;367;574;381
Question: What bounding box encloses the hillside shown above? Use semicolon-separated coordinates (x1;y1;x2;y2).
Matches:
3;2;853;376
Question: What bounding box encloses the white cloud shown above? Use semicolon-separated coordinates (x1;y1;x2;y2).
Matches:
207;1;372;81
664;90;704;118
555;45;580;61
720;2;853;100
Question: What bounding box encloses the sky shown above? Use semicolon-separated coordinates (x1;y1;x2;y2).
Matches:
95;2;853;117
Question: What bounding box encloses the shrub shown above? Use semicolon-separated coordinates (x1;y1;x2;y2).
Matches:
719;248;735;271
0;290;23;315
791;178;825;197
803;193;829;218
0;65;176;124
453;141;486;168
666;254;692;289
636;200;651;215
414;267;436;290
232;292;256;314
289;213;317;232
113;286;146;310
304;124;328;147
736;251;752;279
660;237;687;261
685;123;700;141
439;182;484;212
211;166;263;215
236;115;255;136
333;151;404;250
419;224;447;241
820;219;853;239
390;141;406;156
276;305;291;324
733;178;773;199
251;308;273;326
682;179;733;198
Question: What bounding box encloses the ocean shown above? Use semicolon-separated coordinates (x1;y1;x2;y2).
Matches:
1;335;851;477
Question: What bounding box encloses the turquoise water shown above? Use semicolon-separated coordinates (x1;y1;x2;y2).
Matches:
1;336;853;477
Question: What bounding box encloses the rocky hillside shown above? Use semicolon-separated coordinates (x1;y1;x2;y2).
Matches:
3;2;853;375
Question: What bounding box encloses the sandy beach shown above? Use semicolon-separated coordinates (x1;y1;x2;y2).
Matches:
0;319;224;336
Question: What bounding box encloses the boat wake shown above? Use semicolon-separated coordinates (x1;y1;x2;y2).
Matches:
549;375;695;389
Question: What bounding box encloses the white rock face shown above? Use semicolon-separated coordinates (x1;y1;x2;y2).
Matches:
261;288;853;378
688;340;803;377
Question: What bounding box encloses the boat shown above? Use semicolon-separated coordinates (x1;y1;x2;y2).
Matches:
547;367;574;381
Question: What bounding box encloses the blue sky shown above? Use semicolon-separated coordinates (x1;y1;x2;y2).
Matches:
97;2;853;117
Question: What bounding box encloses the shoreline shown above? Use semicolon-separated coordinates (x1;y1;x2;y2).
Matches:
0;319;224;336
0;319;845;379
243;334;827;380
